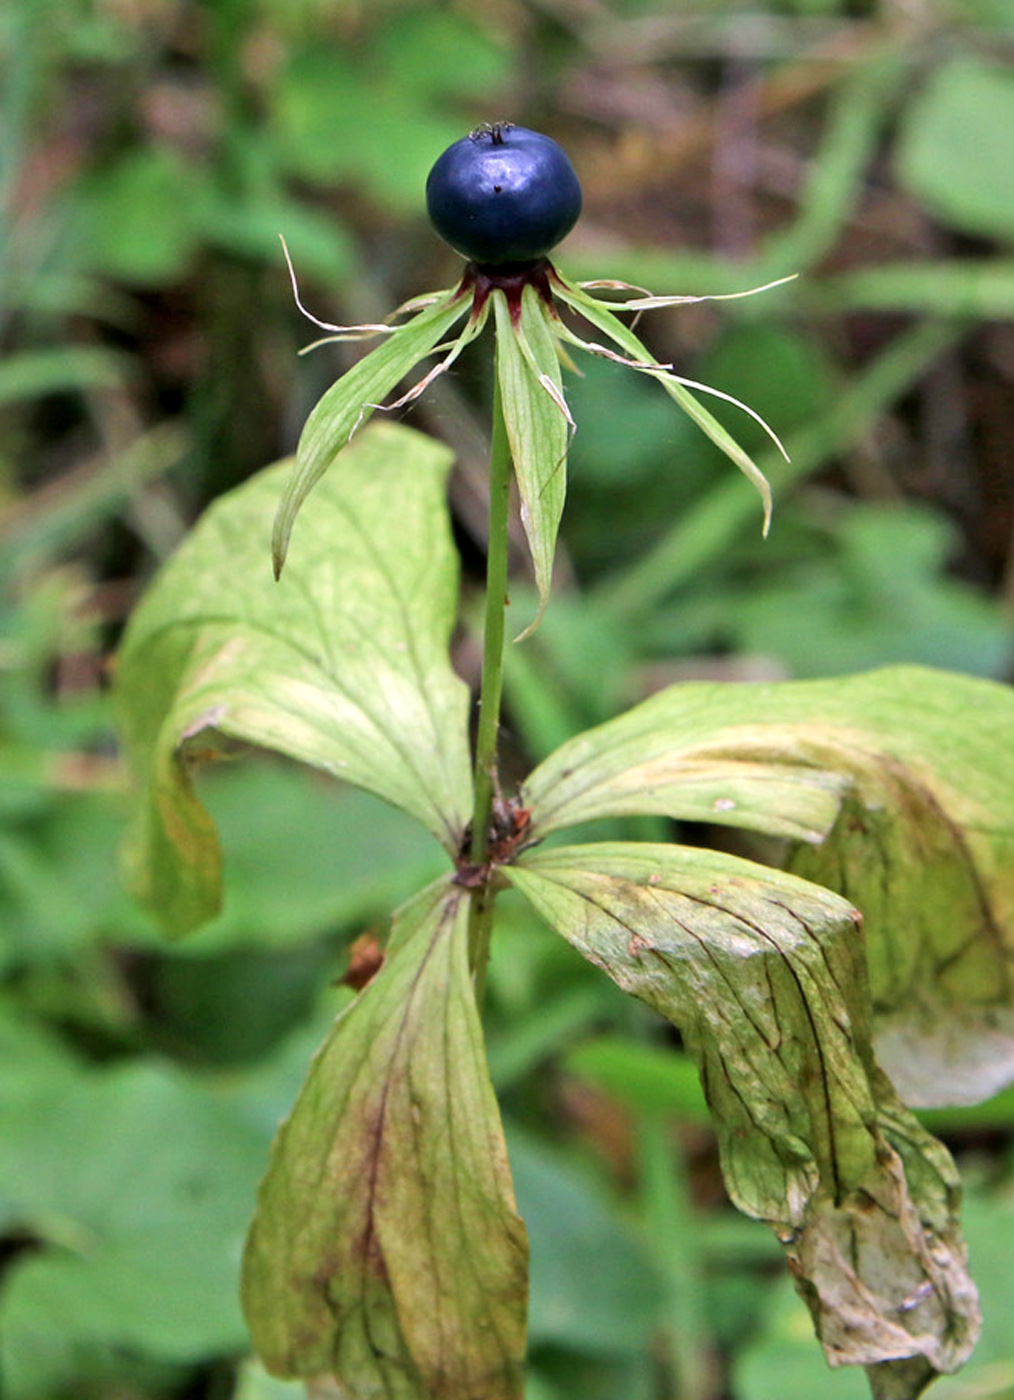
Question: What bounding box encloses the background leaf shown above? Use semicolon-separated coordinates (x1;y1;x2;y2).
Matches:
895;58;1014;242
116;423;471;936
0;1060;264;1398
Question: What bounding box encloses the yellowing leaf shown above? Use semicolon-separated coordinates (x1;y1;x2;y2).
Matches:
115;423;471;935
522;666;1014;1108
242;880;528;1400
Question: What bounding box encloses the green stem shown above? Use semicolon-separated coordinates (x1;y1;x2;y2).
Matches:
467;353;512;996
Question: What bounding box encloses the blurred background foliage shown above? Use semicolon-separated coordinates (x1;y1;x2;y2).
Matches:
3;0;1014;1397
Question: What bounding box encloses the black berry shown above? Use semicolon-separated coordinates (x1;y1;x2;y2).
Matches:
426;123;582;268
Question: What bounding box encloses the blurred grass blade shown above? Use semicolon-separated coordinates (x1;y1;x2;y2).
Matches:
764;48;904;271
0;345;127;406
0;423;188;583
814;261;1014;318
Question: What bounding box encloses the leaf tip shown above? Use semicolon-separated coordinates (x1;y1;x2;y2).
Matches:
513;594;548;644
271;510;291;580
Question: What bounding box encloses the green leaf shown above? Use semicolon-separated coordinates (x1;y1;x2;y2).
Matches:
189;762;446;952
0;1225;247;1376
563;1037;710;1122
73;145;203;286
272;291;469;576
116;422;472;935
242;880;528;1400
198;188;355;277
272;51;469;209
507;842;980;1393
724;502;1011;680
896;59;1014;242
506;1129;664;1355
373;10;511;100
0;1060;266;1395
523;676;849;843
0;1060;264;1239
494;286;569;638
234;1359;307;1400
523;665;1014;1108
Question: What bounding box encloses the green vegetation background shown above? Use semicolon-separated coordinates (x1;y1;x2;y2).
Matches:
3;1;1014;1397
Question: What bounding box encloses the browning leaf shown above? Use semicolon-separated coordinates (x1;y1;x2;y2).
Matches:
242;880;528;1400
508;842;980;1396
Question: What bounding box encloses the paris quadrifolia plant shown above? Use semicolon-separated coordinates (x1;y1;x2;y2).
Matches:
116;122;1014;1400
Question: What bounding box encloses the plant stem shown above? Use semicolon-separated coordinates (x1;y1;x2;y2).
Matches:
467;354;512;995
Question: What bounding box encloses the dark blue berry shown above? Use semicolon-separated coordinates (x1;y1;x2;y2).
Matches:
426;123;582;267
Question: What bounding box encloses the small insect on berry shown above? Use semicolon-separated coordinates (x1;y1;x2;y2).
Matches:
426;122;582;268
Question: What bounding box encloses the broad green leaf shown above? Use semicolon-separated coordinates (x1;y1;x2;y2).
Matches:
0;1060;264;1239
564;1037;710;1122
272;50;469;209
0;1225;248;1386
272;291;469;576
523;666;1014;1108
506;1129;664;1355
234;1359;306;1400
190;763;446;952
523;676;850;843
242;880;528;1400
494;286;569;637
116;423;472;936
73;145;204;286
373;10;512;100
0;1060;266;1396
507;842;980;1393
725;502;1011;680
896;59;1014;242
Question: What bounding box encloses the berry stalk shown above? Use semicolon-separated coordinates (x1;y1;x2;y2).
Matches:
466;355;512;997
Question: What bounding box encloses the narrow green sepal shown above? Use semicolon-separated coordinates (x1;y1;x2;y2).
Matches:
554;275;775;532
272;289;470;578
493;286;569;638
